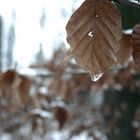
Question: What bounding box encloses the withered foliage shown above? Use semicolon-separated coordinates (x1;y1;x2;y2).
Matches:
117;32;132;64
53;106;69;130
0;0;140;139
0;46;140;140
66;0;140;79
66;0;122;75
132;24;140;67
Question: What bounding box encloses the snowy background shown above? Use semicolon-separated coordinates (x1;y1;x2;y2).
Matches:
0;0;84;69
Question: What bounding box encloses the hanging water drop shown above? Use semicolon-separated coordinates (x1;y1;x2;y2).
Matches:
88;31;94;37
90;72;103;82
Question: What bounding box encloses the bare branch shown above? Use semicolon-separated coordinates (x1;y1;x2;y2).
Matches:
113;0;140;8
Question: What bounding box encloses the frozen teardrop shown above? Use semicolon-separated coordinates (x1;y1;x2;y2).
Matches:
90;72;103;82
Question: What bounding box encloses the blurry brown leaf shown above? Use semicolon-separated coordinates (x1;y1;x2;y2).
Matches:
72;74;91;92
30;114;47;135
71;124;89;136
33;93;41;109
45;48;68;73
4;122;22;133
66;0;121;75
102;72;115;87
18;75;32;106
132;24;140;67
53;106;69;129
0;70;16;87
61;81;75;101
49;78;67;97
32;119;38;133
117;32;132;64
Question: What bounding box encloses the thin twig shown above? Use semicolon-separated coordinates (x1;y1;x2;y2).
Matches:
113;0;140;8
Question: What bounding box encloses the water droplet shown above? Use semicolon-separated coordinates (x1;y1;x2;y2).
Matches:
95;15;98;18
90;72;103;82
88;31;94;37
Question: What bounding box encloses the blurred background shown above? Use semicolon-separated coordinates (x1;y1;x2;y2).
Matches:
0;0;140;140
0;0;83;70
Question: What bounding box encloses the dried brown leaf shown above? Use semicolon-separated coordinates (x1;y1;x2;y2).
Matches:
70;124;89;137
48;78;68;97
32;119;38;133
0;70;16;87
132;24;140;67
66;0;122;75
117;32;132;64
53;106;68;129
18;75;32;106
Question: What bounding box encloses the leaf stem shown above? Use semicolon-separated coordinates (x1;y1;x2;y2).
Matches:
112;0;140;8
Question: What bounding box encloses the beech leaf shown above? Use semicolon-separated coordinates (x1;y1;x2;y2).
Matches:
117;32;132;65
18;75;32;106
132;24;140;67
66;0;122;76
53;106;68;129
